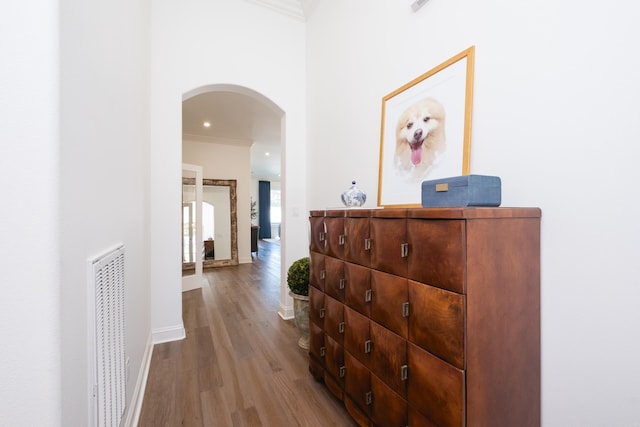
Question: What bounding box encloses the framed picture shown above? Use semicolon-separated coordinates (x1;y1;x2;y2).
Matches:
377;46;475;207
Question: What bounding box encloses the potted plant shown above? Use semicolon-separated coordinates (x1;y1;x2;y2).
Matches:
287;256;310;349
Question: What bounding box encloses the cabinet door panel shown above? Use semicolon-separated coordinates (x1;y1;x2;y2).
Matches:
407;219;466;294
324;295;345;345
370;218;407;277
309;214;326;254
344;306;371;368
345;262;371;317
309;322;325;369
408;280;465;369
325;215;345;259
370;374;408;427
345;216;371;267
344;351;372;418
309;252;325;292
324;370;344;401
325;257;345;302
370;322;407;398
407;343;464;427
345;395;371;427
324;334;345;391
371;270;408;339
309;285;325;328
408;406;438;427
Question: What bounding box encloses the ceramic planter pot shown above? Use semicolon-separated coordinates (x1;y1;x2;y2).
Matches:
289;291;310;350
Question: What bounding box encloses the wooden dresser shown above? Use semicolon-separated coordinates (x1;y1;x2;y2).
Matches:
308;207;541;427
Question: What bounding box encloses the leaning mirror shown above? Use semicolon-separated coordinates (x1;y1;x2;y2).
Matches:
182;178;238;269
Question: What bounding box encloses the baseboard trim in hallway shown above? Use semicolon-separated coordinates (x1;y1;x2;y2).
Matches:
124;334;154;427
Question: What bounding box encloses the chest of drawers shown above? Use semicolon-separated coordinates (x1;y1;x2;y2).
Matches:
308;207;541;427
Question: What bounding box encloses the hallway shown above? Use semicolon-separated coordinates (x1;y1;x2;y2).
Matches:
139;240;356;426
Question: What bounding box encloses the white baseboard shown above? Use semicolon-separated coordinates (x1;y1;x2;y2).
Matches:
239;256;253;264
278;302;294;320
123;334;154;427
182;274;206;292
152;324;186;344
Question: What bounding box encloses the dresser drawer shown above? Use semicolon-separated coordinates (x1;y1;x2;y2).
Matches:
309;251;325;291
324;295;345;344
309;322;325;369
309;212;326;254
324;334;345;391
344;262;371;317
408;280;465;369
370;322;407;399
344;351;372;418
406;219;466;294
324;256;345;302
309;285;325;327
325;214;346;259
407;342;464;427
371;270;408;339
344;214;371;267
370;216;408;277
344;306;371;368
371;373;408;427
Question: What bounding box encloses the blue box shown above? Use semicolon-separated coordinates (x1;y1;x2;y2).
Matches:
421;175;502;207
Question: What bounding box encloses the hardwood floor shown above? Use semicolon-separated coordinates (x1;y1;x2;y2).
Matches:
139;239;357;426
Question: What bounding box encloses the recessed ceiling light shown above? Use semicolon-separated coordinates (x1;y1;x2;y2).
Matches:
265;152;270;156
203;121;211;127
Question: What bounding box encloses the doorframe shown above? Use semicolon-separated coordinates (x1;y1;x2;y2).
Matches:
182;163;205;292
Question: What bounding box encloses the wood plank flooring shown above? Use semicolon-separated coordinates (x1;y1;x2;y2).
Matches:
139;240;357;427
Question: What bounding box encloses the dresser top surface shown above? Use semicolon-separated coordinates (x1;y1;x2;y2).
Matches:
309;207;541;219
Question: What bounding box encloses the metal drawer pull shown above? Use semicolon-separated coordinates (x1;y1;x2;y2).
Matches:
365;391;372;405
364;340;372;353
319;308;325;318
364;238;371;251
401;365;408;381
319;231;325;242
320;347;326;357
339;234;345;245
364;289;372;302
339;279;345;290
402;302;410;318
320;270;326;280
339;366;346;378
339;322;345;333
401;242;409;258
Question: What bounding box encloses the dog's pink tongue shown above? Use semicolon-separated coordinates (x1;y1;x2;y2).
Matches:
411;146;422;165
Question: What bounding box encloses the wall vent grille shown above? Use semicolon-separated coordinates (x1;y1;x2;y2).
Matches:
90;245;126;427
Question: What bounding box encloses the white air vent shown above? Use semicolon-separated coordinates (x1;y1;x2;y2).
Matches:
89;245;126;427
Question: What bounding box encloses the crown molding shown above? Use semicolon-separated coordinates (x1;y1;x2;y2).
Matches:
183;133;254;147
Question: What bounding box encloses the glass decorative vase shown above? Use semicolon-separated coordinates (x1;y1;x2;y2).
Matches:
341;181;366;208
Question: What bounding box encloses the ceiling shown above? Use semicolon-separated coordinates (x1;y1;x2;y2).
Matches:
182;91;282;180
181;0;319;181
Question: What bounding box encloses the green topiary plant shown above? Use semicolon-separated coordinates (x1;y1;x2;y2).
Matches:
287;257;310;296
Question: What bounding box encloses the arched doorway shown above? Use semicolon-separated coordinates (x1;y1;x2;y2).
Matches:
181;84;284;269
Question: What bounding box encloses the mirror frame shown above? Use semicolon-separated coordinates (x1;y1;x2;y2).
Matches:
182;177;238;268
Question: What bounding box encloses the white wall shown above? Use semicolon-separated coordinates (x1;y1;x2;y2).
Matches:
59;0;152;425
0;1;60;425
306;1;640;425
183;137;253;263
151;0;308;329
1;0;153;425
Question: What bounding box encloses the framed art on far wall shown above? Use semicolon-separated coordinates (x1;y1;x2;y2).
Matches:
377;46;475;207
